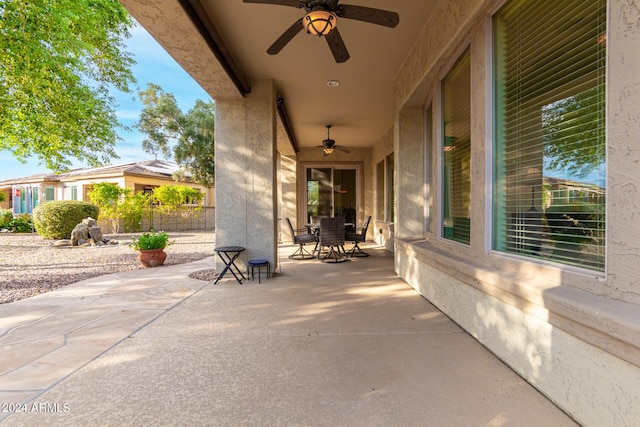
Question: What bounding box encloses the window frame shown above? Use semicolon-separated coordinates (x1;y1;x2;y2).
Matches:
490;0;607;272
439;46;472;246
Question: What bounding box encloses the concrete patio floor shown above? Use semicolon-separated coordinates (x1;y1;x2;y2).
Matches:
0;243;578;426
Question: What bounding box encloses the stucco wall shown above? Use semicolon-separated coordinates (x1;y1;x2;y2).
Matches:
392;0;640;424
215;79;278;268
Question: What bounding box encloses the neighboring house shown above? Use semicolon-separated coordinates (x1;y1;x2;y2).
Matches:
0;160;214;215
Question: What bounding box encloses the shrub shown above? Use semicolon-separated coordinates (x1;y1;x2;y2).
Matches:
6;215;34;233
88;183;150;233
0;209;12;227
33;201;99;239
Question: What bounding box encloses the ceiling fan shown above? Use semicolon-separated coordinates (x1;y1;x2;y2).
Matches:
318;125;350;156
243;0;400;63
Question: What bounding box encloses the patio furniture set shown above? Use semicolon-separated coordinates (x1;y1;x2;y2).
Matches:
286;215;372;263
212;215;370;285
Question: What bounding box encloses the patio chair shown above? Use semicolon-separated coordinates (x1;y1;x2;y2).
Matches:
285;217;317;259
318;217;347;263
345;215;371;257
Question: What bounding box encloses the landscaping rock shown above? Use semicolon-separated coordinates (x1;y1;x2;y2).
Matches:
70;223;89;246
88;226;103;242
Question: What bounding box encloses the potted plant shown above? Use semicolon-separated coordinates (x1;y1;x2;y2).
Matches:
131;230;173;268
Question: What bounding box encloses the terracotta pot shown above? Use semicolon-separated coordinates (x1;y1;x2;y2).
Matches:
137;248;167;268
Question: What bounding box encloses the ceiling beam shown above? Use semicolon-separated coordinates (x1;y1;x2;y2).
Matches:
177;0;251;96
277;97;299;154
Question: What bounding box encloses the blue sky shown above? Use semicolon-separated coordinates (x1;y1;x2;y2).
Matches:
0;21;212;181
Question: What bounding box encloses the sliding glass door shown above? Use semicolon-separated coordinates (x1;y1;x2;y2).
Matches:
305;165;360;224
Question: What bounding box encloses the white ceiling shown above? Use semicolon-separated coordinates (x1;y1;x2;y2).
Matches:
144;1;437;150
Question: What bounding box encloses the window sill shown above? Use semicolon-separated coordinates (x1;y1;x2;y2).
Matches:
396;237;640;368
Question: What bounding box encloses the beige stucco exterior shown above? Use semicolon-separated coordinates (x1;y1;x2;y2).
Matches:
118;0;640;424
386;0;640;425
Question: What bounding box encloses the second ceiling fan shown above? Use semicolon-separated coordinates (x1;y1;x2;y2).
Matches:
318;125;349;156
243;0;400;63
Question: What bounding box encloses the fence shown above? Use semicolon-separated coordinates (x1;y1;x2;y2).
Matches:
98;206;215;234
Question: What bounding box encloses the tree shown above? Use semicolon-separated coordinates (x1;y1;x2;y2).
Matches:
152;184;204;230
0;0;136;172
87;182;149;233
136;83;215;188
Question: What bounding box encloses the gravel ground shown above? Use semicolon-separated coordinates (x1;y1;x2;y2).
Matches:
0;230;217;304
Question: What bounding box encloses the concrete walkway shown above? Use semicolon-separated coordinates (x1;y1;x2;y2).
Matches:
0;243;578;426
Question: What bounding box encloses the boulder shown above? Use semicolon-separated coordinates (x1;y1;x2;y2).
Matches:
88;226;103;242
82;217;98;227
70;223;89;246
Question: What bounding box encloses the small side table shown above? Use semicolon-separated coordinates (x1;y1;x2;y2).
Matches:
214;246;246;285
248;259;270;283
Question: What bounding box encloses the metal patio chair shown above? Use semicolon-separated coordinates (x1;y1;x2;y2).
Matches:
285;217;317;259
345;215;371;257
318;217;347;263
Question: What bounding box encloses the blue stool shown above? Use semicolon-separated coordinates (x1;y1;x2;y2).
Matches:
248;259;270;283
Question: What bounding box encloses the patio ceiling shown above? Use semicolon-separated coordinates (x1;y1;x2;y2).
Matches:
120;0;437;151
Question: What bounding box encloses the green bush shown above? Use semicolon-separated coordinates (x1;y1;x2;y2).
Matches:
33;201;99;239
0;209;12;227
6;215;34;233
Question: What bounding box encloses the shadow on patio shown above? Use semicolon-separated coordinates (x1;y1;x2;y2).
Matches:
0;242;577;426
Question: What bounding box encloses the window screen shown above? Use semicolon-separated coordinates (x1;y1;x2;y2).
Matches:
493;0;606;270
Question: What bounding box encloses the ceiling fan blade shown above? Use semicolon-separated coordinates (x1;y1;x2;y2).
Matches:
243;0;300;7
335;146;350;153
325;28;350;63
267;18;304;55
339;5;400;28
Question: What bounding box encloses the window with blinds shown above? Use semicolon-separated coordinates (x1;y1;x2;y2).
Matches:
493;0;606;271
387;153;395;223
376;160;385;221
442;49;471;244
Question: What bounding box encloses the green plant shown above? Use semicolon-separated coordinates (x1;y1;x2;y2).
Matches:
0;209;12;227
130;231;173;251
0;192;6;203
152;184;203;230
152;185;203;212
33;201;99;239
88;183;150;233
7;215;34;233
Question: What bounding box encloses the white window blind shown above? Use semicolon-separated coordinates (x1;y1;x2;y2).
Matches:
442;49;471;244
493;0;606;270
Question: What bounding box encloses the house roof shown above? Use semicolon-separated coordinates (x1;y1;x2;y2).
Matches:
0;160;184;187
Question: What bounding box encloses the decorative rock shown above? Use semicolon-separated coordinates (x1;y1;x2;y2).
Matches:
68;217;111;247
70;223;89;246
52;240;72;247
82;217;98;227
88;226;103;242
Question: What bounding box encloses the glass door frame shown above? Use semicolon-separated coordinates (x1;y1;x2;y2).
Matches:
302;163;363;226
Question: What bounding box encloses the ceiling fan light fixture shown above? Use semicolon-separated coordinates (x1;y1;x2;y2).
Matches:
304;10;336;36
323;147;334;155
